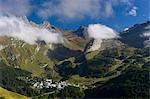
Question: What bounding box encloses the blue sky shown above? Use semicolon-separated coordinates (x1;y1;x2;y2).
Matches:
0;0;149;31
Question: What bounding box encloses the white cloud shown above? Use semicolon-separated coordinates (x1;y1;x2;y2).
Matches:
87;24;119;39
38;0;101;20
0;0;31;16
105;2;114;17
37;0;134;21
86;24;119;51
129;6;137;16
0;0;136;21
0;16;64;45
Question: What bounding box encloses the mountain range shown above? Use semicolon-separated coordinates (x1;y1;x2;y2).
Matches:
0;18;149;98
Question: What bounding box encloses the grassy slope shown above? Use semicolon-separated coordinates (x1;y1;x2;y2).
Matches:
0;37;56;77
62;30;88;51
0;33;85;77
0;87;27;99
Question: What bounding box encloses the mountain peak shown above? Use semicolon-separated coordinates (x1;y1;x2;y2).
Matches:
73;25;88;38
41;21;51;29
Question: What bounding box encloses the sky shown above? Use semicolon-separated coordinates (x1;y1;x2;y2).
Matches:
0;0;149;31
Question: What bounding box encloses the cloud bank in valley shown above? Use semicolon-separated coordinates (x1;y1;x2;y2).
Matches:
0;16;64;45
87;24;119;39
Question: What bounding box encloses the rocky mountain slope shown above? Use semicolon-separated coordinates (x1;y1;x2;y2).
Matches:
120;21;150;48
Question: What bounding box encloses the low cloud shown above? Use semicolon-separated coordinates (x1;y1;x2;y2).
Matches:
87;24;119;39
86;24;119;51
143;25;150;38
140;25;150;47
0;16;64;45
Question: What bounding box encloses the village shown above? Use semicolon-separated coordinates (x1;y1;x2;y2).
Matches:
32;79;80;90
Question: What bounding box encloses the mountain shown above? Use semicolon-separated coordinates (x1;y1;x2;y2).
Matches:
72;24;124;52
85;66;149;98
73;26;88;38
120;21;150;48
0;19;149;98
